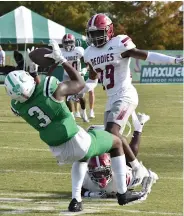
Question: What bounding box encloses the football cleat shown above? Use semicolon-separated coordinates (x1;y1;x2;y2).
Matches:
132;162;149;188
68;198;83;212
137;113;150;125
117;190;147;205
141;169;159;194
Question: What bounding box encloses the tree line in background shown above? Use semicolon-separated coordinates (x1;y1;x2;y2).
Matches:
0;1;183;50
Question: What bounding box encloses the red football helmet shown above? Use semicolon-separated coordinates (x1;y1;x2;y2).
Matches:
88;153;112;188
86;13;114;47
62;33;75;51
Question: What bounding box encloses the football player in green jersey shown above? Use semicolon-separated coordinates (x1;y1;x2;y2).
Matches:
4;40;146;212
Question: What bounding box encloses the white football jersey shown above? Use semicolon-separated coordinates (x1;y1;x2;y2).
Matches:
61;46;84;76
82;166;134;195
84;35;136;97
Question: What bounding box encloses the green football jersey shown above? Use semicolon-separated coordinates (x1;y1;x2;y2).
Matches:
11;76;79;146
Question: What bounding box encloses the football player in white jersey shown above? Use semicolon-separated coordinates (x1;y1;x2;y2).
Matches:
82;112;158;199
61;33;89;122
80;13;183;188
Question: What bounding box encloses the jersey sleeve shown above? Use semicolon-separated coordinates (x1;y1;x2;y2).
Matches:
76;47;84;58
43;76;60;98
117;35;136;53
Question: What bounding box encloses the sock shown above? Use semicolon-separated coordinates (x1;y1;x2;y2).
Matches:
111;155;127;194
90;109;94;113
81;109;86;114
132;111;143;133
72;161;88;202
129;158;140;170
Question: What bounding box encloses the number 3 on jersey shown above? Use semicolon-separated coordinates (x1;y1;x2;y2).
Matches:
96;65;114;90
28;106;51;127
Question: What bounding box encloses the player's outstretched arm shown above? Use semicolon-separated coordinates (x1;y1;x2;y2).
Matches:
121;48;183;65
27;47;40;84
78;63;98;94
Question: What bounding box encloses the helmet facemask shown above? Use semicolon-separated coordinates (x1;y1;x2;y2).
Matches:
63;40;75;52
88;165;112;188
86;13;114;47
86;28;110;48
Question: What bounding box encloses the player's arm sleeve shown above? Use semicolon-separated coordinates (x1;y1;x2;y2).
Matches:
78;78;98;94
43;76;60;98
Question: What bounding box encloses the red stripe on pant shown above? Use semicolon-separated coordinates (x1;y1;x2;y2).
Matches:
116;109;127;120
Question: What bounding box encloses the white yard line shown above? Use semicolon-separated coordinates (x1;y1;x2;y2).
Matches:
0;169;182;180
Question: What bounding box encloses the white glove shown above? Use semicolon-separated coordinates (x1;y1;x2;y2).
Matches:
175;57;183;65
26;47;38;73
44;40;67;64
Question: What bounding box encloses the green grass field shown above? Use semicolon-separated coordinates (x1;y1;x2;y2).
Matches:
0;84;183;216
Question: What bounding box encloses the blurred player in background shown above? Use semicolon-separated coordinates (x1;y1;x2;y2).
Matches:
80;13;183;187
61;33;89;122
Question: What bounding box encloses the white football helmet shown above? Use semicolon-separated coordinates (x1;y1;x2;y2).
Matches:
4;70;36;103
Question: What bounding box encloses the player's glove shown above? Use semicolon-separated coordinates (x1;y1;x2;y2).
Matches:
175;57;183;65
44;40;67;64
26;47;38;77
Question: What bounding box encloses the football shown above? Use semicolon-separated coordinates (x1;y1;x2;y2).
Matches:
29;48;55;67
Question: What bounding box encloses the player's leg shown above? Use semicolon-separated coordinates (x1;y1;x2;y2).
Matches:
78;94;89;122
89;90;95;118
68;161;87;212
65;97;75;119
63;73;75;119
104;101;138;162
84;130;146;205
129;111;150;157
104;101;149;187
74;101;81;118
49;126;90;212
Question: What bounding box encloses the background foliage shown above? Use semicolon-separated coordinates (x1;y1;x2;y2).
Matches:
0;1;183;49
